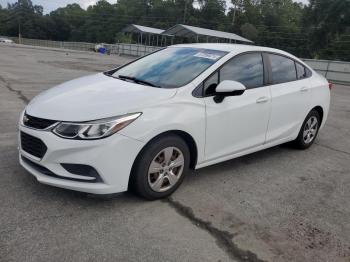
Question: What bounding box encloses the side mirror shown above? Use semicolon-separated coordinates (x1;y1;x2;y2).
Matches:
214;80;246;103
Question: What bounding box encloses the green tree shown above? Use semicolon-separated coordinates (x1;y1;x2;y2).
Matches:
0;0;349;61
240;23;258;41
5;0;49;39
304;0;350;60
81;0;119;43
197;0;227;30
50;4;86;41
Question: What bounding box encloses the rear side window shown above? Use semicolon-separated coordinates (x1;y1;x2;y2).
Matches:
296;62;311;79
220;53;264;89
296;63;305;79
269;54;297;84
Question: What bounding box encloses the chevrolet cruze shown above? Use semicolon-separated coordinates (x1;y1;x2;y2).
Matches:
19;44;331;199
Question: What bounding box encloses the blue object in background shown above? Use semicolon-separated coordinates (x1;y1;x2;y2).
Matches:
98;47;106;54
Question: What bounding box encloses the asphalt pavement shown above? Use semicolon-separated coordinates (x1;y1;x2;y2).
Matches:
0;43;349;262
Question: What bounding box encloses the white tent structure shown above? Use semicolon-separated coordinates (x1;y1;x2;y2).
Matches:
122;24;164;35
122;24;172;46
162;24;253;44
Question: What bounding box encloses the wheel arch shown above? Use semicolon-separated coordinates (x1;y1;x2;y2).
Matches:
312;106;324;125
143;130;198;169
128;130;198;189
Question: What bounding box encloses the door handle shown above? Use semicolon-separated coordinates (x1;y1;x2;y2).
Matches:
256;97;269;103
300;86;309;92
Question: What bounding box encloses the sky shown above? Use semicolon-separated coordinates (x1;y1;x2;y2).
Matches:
0;0;310;14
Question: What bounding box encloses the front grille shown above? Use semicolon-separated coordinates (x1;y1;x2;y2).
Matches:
23;113;57;130
21;132;47;159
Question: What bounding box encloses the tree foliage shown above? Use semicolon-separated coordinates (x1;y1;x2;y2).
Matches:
0;0;349;60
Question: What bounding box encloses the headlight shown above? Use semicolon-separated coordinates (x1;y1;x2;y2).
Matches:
52;113;141;140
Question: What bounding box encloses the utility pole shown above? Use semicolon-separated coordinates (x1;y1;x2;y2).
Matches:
18;20;22;44
183;0;188;24
231;0;242;26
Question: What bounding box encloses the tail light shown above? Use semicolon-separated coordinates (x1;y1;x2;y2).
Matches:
328;82;333;90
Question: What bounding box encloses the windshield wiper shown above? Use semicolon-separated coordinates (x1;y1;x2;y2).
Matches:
118;75;160;88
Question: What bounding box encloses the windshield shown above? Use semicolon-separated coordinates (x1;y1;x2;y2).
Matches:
111;47;228;88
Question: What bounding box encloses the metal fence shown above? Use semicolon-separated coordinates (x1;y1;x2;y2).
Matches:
106;43;161;56
6;37;350;84
11;37;95;51
10;37;161;57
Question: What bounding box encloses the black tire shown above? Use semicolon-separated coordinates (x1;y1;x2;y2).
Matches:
293;109;321;149
130;135;190;200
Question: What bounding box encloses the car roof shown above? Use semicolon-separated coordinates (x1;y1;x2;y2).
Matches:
170;43;299;60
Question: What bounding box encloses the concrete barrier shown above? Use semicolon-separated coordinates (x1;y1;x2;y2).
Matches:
302;59;350;84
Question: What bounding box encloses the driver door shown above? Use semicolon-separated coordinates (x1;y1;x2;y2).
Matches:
203;52;271;161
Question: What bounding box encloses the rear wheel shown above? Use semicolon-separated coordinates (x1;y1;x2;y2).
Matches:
131;135;190;200
293;110;320;149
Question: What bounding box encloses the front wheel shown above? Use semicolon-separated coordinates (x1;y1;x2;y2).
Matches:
293;110;321;149
131;135;190;200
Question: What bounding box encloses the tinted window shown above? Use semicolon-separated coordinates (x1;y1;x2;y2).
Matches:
220;53;264;89
296;62;307;79
204;72;219;95
269;54;297;84
306;67;312;77
112;47;227;88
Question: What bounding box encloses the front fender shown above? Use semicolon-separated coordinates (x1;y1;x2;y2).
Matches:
119;99;206;165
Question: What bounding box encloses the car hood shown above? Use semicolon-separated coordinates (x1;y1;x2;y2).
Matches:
26;73;177;122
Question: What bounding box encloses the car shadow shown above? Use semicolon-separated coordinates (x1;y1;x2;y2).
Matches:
185;143;299;183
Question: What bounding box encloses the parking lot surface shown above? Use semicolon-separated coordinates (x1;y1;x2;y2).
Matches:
0;44;349;262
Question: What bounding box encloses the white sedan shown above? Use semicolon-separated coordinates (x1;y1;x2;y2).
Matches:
19;44;331;199
0;37;14;43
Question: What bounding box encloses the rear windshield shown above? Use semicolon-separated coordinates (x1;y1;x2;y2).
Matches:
111;47;228;88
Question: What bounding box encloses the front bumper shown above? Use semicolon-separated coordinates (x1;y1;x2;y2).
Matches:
18;125;145;194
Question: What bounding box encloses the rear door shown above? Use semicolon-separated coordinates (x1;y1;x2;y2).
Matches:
265;53;312;143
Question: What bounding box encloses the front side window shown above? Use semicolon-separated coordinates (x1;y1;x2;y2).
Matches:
220;53;264;89
111;47;227;88
269;54;297;84
204;52;264;96
204;72;219;95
